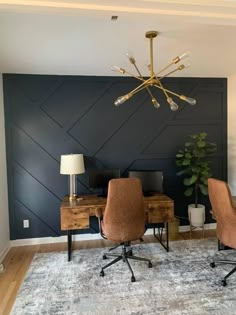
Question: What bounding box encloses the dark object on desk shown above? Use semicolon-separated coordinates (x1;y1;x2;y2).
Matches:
143;191;156;197
96;178;152;282
88;168;120;197
128;170;163;194
208;178;236;286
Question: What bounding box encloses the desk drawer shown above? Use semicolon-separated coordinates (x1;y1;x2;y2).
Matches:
61;208;89;230
147;204;174;223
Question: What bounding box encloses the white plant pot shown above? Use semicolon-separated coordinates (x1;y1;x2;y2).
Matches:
188;204;205;227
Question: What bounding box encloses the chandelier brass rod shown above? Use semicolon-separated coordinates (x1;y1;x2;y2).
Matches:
130;80;181;99
131;79;186;99
125;75;177;99
154;84;182;98
123;80;188;104
149;36;154;76
133;63;141;75
123;70;145;81
156;62;175;76
125;65;185;84
120;71;182;99
132;63;159;101
116;65;182;85
154;75;169;98
147;32;171;99
126;76;156;96
158;65;185;80
129;83;153;96
130;75;169;100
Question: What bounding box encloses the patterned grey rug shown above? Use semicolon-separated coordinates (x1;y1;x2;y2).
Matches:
11;239;236;315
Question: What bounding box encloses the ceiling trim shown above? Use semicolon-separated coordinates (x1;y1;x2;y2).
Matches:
1;0;236;21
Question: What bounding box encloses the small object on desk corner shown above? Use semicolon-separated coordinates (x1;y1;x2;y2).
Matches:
77;197;84;201
0;263;5;274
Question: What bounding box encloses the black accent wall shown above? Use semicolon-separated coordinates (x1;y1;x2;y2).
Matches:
3;74;227;240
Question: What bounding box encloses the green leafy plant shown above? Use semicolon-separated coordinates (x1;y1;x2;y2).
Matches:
176;132;217;208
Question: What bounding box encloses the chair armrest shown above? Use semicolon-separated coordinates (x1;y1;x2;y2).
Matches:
95;208;103;218
95;208;106;240
210;209;216;220
232;196;236;207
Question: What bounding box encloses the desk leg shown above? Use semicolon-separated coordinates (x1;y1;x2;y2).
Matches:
166;223;169;252
67;230;72;261
153;223;169;252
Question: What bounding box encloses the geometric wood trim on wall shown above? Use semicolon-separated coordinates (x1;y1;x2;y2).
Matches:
3;74;227;239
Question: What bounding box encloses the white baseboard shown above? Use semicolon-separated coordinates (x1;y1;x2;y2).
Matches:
10;223;217;247
179;222;216;232
10;233;103;247
0;242;11;263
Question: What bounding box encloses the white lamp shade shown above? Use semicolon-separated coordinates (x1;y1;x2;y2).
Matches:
60;154;85;175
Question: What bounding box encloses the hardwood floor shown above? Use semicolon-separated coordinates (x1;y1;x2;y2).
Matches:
0;229;216;315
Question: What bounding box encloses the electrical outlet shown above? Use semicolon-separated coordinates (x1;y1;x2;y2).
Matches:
23;219;29;228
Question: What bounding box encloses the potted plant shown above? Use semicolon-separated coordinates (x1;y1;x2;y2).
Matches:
176;132;217;227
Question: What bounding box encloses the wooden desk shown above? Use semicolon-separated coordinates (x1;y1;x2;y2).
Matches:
60;194;174;261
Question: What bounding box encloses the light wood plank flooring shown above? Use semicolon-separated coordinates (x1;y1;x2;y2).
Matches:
0;229;216;315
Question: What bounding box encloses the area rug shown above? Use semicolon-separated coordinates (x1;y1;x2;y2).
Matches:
11;239;236;315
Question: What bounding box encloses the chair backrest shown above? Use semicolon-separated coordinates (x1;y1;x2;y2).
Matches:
208;178;236;248
103;178;145;243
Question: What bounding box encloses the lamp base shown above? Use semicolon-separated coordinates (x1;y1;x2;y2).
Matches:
69;194;78;201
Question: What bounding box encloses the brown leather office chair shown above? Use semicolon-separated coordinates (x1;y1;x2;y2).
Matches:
96;178;152;282
208;178;236;286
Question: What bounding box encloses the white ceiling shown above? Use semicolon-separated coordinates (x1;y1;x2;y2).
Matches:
1;0;236;77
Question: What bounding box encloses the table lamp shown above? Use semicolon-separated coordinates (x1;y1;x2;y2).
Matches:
60;154;85;200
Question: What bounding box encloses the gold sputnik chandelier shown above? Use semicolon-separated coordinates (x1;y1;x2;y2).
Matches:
112;31;196;111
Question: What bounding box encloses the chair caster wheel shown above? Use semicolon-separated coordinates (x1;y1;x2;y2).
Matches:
100;270;104;277
221;279;227;286
131;276;136;282
210;262;215;268
148;262;152;268
103;255;107;260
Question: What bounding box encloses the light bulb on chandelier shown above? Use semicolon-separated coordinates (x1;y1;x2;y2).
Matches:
112;31;196;111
